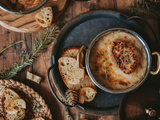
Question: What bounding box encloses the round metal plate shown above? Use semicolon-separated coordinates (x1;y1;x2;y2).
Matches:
49;10;153;115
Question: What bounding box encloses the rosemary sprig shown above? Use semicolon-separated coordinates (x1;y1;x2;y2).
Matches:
0;40;24;55
0;26;59;79
128;0;160;19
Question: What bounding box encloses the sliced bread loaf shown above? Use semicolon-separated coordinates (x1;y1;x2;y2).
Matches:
67;74;96;90
58;57;85;85
79;87;97;104
1;88;25;120
35;7;53;27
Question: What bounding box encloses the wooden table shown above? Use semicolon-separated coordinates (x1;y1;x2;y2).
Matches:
0;0;159;120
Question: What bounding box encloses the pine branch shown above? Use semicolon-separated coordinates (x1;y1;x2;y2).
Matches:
128;0;160;19
0;26;59;80
0;40;24;55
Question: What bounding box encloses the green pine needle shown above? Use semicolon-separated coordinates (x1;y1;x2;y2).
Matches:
0;26;59;79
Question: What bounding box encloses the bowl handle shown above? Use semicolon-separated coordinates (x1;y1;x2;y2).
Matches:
127;16;160;75
47;62;73;108
150;52;160;75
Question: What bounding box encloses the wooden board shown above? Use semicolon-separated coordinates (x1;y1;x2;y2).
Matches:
0;0;68;33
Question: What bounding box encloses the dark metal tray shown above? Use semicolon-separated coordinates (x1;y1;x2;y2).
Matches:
48;10;156;115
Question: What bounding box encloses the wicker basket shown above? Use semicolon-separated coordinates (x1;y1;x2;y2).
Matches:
0;79;53;120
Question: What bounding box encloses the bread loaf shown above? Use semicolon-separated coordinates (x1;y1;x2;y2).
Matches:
58;57;85;85
35;7;53;27
79;87;97;104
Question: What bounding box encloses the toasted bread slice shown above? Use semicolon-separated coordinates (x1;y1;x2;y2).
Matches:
61;47;80;59
67;74;96;90
5;109;25;120
79;87;97;104
35;7;53;27
58;57;85;85
7;98;26;114
1;88;25;120
31;117;45;120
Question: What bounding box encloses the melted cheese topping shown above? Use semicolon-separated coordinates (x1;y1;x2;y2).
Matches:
89;31;147;90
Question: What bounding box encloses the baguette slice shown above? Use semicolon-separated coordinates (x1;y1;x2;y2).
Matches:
1;88;24;120
35;7;53;27
79;87;97;104
67;74;96;90
31;117;45;120
61;47;80;59
5;109;25;120
58;57;85;84
7;98;26;114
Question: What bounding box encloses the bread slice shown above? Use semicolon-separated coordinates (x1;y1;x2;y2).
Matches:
58;57;85;85
5;109;25;120
1;88;25;120
31;117;45;120
61;47;80;59
7;98;26;114
79;87;97;104
67;74;96;90
35;7;53;27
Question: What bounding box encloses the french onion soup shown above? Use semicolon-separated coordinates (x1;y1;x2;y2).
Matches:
89;31;147;90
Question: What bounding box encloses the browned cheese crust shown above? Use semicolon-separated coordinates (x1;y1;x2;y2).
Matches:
112;41;141;74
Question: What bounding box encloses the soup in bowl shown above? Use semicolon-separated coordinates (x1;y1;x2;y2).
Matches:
85;28;153;93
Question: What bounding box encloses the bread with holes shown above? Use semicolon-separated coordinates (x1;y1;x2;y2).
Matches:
1;88;25;120
79;87;97;104
35;7;53;27
58;57;85;85
7;98;26;114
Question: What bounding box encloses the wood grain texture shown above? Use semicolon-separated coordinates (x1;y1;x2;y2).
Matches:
0;0;159;120
0;0;67;33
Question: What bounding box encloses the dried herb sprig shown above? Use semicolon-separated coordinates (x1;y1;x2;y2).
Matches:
0;26;59;79
128;0;160;19
0;40;24;55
